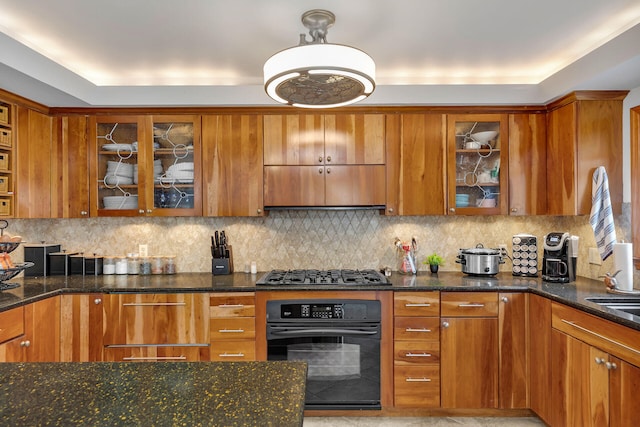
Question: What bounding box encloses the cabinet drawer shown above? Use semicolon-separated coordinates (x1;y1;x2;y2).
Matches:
0;307;24;344
394;292;440;316
210;340;256;361
552;302;640;368
210;317;255;340
394;317;440;341
394;365;440;408
394;340;440;365
103;293;209;345
209;293;255;317
103;345;208;362
441;292;498;317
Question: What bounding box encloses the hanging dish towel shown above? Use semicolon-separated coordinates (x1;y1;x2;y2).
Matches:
589;166;616;260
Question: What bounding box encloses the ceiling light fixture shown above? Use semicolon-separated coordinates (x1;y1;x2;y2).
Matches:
264;9;376;109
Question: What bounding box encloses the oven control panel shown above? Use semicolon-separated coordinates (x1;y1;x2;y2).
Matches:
282;303;344;319
267;300;380;321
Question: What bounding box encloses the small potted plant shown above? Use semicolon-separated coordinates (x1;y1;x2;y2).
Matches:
424;252;444;274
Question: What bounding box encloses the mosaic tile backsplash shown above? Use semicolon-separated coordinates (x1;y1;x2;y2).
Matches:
5;204;636;286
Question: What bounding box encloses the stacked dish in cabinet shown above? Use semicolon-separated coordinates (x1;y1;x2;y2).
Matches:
160;162;194;183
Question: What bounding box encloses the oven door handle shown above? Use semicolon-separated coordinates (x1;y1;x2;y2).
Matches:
268;326;379;337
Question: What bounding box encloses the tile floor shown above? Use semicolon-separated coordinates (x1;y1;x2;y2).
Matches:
303;416;545;426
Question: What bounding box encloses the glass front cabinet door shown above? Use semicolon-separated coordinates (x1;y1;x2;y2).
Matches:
89;115;201;216
446;114;508;215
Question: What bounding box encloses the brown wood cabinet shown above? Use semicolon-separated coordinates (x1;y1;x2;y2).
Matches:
15;106;53;218
446;114;509;215
528;293;553;425
498;292;529;409
209;292;256;361
440;292;499;408
393;291;441;408
59;293;104;362
52;115;90;218
508;113;547;215
551;302;640;427
89;115;202;217
0;298;59;362
102;293;209;361
546;91;626;215
385;114;446;215
630;105;640;268
263;113;386;207
0;306;25;361
202;115;264;216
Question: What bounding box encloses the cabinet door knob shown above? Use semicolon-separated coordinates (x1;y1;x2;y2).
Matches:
326;168;331;174
94;298;102;305
257;209;262;214
606;362;617;370
449;208;455;213
595;357;605;365
501;297;508;303
319;168;323;174
80;211;88;216
388;208;394;213
511;208;518;213
318;156;323;163
146;209;152;213
20;340;31;348
138;209;145;214
442;321;449;328
326;156;332;163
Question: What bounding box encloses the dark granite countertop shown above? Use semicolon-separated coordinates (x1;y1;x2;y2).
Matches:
0;361;306;427
1;271;639;331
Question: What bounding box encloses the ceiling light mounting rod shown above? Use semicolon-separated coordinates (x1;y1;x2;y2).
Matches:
299;9;334;45
263;9;376;109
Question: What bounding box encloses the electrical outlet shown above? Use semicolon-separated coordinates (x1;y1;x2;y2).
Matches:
588;247;602;265
138;244;148;257
498;243;508;256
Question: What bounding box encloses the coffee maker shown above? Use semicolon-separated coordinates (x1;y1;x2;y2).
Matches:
542;232;579;283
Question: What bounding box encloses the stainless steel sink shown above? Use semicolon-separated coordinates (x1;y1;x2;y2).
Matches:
585;297;640;316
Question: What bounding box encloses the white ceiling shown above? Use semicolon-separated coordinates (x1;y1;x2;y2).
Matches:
1;0;640;107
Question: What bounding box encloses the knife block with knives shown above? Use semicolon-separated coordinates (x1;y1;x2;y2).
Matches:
211;230;233;275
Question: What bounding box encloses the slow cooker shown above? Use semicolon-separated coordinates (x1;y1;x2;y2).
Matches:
456;244;505;276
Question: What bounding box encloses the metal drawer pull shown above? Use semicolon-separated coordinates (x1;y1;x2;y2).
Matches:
406;352;432;357
405;303;431;307
219;329;245;333
405;328;432;333
218;304;245;308
219;353;245;357
406;378;432;382
561;319;640;356
458;303;485;307
123;302;186;307
122;356;187;361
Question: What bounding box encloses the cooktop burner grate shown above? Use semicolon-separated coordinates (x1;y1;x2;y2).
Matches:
257;269;389;285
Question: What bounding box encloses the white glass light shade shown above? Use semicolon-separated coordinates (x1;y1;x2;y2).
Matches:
264;43;376;108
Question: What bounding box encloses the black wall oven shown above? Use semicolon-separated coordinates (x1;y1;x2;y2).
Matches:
266;299;381;410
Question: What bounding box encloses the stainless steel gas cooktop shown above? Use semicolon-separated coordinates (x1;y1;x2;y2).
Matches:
256;269;389;286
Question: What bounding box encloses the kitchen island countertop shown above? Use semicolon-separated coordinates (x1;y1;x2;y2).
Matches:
0;361;306;427
1;271;639;331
